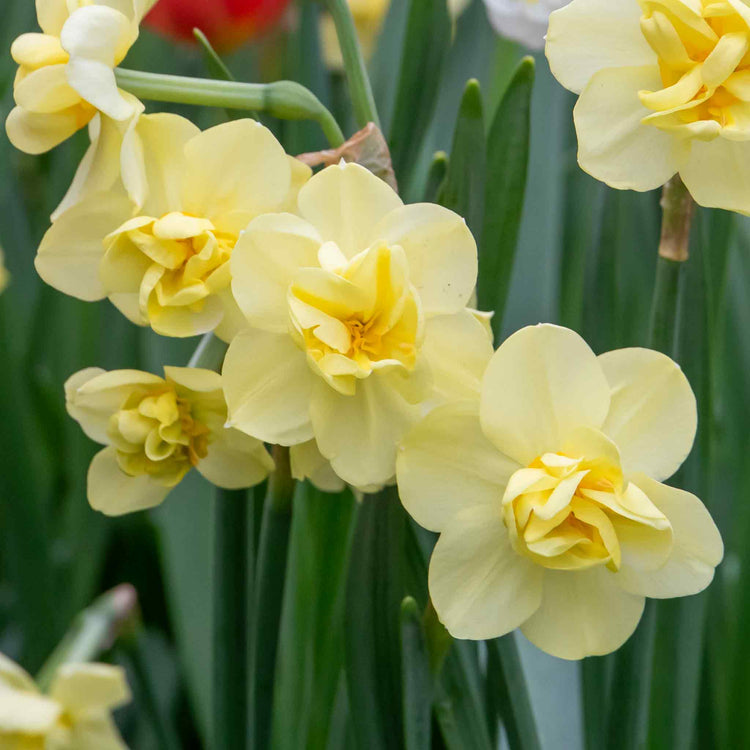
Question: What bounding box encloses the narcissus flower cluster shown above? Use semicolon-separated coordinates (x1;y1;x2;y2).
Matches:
397;324;723;658
6;0;152;155
0;652;130;748
547;0;750;213
66;366;273;514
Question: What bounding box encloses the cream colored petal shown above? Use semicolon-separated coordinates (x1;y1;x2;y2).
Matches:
396;400;520;532
197;428;274;489
520;567;645;659
68;714;127;750
5;105;84;154
0;686;61;734
310;368;421;488
223;328;315;445
231;213;322;332
290;440;346;493
680;138;750;214
0;653;37;692
599;347;697;481
614;475;723;598
88;447;172;515
66;368;164;444
14;64;80;113
575;65;686;192
421;309;493;401
369;203;477;315
429;504;542;640
146;294;226;339
50;663;130;714
545;0;656;94
297;162;403;259
163;366;222;395
279;156;313;212
213;287;248;343
480;324;611;466
61;7;137;120
181;119;292;222
36;0;69;36
36;192;133;301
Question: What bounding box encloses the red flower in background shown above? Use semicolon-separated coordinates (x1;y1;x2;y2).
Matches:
144;0;292;50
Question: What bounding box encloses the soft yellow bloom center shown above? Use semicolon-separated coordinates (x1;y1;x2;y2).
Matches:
107;385;209;486
105;212;234;322
502;449;671;571
639;0;750;139
288;241;422;395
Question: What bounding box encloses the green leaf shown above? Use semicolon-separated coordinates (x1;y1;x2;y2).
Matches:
423;151;448;204
478;57;534;336
272;484;357;749
438;79;486;241
389;0;451;185
401;597;432;750
344;488;406;749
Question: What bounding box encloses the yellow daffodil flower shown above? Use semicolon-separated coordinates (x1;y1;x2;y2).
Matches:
320;0;472;69
223;161;488;489
6;0;154;155
66;365;274;515
546;0;750;213
396;324;723;659
36;117;310;341
0;652;130;749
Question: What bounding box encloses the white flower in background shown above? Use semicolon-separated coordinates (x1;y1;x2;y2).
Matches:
484;0;569;50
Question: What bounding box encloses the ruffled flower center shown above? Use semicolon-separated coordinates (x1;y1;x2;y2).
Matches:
288;241;423;395
639;0;750;139
104;212;235;321
502;450;671;572
107;386;209;486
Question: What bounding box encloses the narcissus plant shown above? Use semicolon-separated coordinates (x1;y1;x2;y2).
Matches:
396;324;723;659
66;365;273;515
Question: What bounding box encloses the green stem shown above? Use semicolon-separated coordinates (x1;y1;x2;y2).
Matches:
213;488;250;750
36;584;137;692
114;68;344;148
187;333;228;371
401;597;432;750
322;0;381;128
251;445;296;750
488;636;541;750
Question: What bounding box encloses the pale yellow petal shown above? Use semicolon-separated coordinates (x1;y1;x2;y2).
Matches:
396;400;520;532
49;663;130;714
0;686;60;734
146;294;226;339
68;714;127;750
599;347;697;481
36;191;133;301
0;653;37;693
163;366;222;395
310;368;421;488
680;138;750;214
230;213;322;332
88;447;172;515
429;504;543;640
181;119;292;223
197;428;274;489
421;309;493;401
223;328;315;445
545;0;656;94
36;0;69;36
13;64;80;113
614;475;723;598
297;162;403;259
480;324;611;466
5;104;84;154
370;203;477;315
290;440;345;493
520;567;645;659
575;66;686;191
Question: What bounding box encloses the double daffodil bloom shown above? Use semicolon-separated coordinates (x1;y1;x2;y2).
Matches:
0;653;129;748
6;0;153;155
547;0;750;212
223;162;488;489
396;324;723;659
37;117;309;340
66;365;273;515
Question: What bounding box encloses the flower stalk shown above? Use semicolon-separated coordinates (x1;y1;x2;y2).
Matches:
114;68;345;148
321;0;381;128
